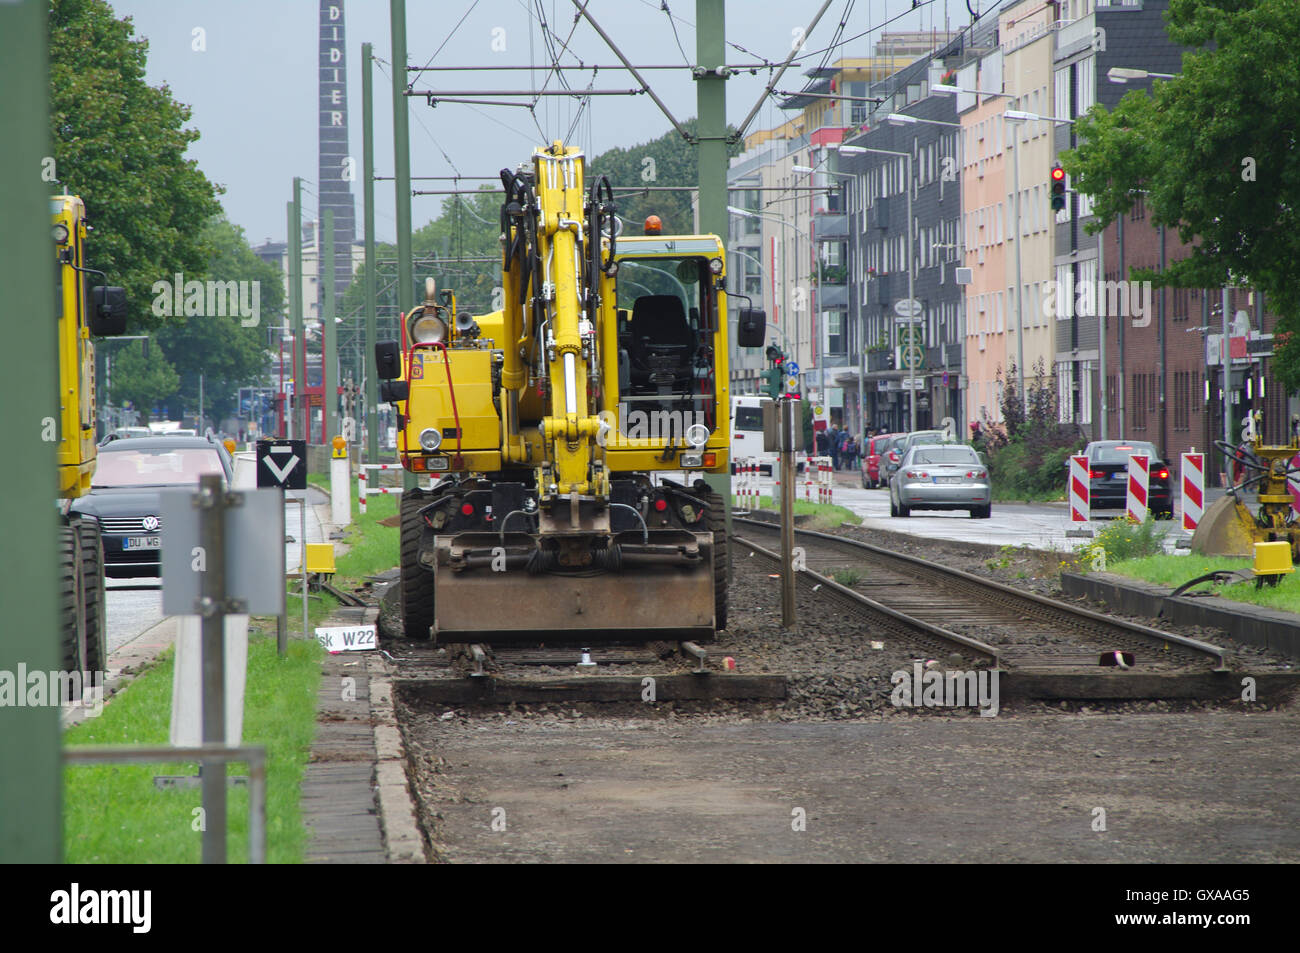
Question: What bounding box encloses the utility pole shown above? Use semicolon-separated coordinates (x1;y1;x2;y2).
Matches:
1118;213;1125;437
290;177;306;441
362;41;379;464
695;0;731;567
391;0;417;490
322;208;337;443
284;203;296;439
0;0;61;863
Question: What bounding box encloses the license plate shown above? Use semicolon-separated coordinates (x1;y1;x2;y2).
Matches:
1113;473;1127;480
935;476;962;484
124;536;161;550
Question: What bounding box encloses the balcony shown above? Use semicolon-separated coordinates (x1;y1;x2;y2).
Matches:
813;212;848;242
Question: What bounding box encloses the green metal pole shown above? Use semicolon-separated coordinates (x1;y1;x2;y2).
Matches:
696;0;731;573
0;0;61;862
322;208;337;443
291;178;306;440
391;0;417;490
362;41;379;464
284;202;295;438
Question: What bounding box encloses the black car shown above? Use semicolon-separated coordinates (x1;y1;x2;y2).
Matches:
1081;440;1173;517
69;436;234;577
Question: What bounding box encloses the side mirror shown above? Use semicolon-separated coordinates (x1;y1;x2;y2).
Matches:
375;341;402;380
737;308;766;348
379;379;409;404
89;286;128;336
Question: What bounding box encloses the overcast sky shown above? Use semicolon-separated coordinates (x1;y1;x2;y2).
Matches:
108;0;964;245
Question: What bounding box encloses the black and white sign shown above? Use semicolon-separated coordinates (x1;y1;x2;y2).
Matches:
256;438;307;490
316;624;377;653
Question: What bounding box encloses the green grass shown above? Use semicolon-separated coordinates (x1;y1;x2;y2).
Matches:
63;635;322;863
740;494;860;531
1108;552;1300;614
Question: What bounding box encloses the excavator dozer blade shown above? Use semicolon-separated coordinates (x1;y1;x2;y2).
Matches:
432;554;716;643
1189;495;1255;558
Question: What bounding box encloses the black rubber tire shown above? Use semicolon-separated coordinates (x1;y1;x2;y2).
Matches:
399;488;435;640
898;503;911;517
704;489;728;632
889;495;898;517
74;518;107;674
58;524;81;673
972;504;992;519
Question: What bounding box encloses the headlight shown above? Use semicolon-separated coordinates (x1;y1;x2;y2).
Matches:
52;224;70;244
708;256;724;275
418;428;442;452
408;309;447;344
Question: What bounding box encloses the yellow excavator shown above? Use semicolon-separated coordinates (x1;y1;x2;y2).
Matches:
375;141;766;642
1192;411;1300;561
51;195;127;672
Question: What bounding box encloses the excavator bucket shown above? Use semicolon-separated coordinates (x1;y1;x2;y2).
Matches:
1189;495;1256;558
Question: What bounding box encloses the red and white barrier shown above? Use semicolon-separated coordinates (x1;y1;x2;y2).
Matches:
358;463;404;515
1126;453;1149;523
1069;455;1090;523
733;458;761;511
818;459;834;505
1181;452;1204;531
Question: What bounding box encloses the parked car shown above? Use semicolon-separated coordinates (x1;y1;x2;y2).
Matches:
882;430;955;481
889;443;991;518
861;433;902;488
99;426;152;446
1080;440;1173;517
69;436;234;577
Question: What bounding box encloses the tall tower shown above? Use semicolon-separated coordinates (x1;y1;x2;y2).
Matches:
319;0;356;298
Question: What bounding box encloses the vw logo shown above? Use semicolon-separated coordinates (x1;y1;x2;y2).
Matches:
142;515;159;532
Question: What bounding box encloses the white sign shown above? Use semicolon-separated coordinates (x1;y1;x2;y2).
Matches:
901;378;924;390
316;624;377;653
894;298;922;318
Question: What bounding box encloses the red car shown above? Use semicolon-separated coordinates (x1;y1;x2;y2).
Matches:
861;433;903;488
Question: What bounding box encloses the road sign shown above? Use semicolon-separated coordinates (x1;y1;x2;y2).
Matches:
256;438;307;490
786;376;799;391
160;487;286;616
901;344;925;370
894;298;922;318
785;361;800;375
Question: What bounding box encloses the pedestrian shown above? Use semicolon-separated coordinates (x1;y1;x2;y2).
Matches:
828;424;841;470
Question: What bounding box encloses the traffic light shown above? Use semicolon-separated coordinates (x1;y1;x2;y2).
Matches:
763;345;785;399
1051;165;1066;211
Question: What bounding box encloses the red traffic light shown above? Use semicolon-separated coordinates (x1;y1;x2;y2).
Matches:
1051;165;1065;182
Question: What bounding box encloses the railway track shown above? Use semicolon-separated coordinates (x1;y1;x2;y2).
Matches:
734;517;1228;675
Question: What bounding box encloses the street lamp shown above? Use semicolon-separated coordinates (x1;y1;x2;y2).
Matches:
838;142;919;432
1107;67;1176;84
1003;109;1076;415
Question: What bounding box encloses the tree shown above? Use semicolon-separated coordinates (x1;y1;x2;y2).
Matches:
1062;0;1300;389
154;217;277;422
109;341;179;421
49;0;222;332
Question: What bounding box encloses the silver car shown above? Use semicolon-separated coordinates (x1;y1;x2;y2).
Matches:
889;444;991;519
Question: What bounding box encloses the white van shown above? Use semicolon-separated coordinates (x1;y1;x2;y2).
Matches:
730;396;776;476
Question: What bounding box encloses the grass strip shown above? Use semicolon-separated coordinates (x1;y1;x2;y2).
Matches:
1109;553;1300;614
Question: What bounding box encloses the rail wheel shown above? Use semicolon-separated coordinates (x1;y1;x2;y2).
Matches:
399;488;435;640
703;486;728;631
74;517;108;674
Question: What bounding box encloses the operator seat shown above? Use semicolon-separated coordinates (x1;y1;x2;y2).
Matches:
629;295;694;392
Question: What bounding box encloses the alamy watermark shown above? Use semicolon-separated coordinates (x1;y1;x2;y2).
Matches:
1042;278;1153;328
596;403;708;448
890;662;999;717
151;272;260;326
1;665;105;717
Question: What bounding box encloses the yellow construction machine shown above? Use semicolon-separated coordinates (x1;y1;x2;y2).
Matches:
375;141;766;642
1191;411;1300;561
51;195;128;672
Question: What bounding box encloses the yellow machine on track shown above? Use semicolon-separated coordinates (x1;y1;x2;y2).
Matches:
51;195;128;672
375;142;766;642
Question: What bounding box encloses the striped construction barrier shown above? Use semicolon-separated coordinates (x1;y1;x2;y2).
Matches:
358;463;404;515
1181;452;1204;531
1126;453;1149;523
1069;455;1090;523
817;458;834;505
733;458;761;511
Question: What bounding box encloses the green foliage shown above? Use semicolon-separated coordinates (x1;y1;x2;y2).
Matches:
830;568;861;587
1079;516;1166;570
1061;0;1300;391
981;360;1084;500
154;216;278;422
109;340;179;420
49;0;222;332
